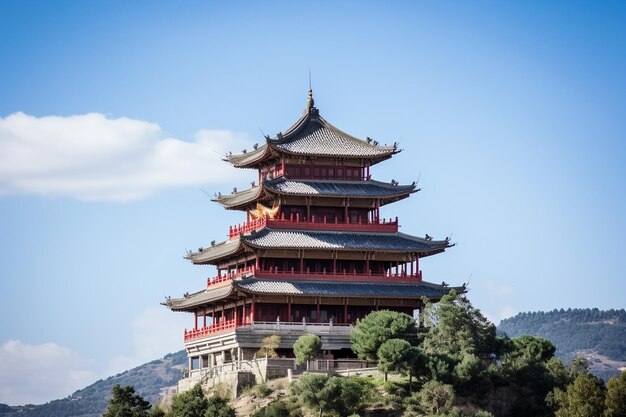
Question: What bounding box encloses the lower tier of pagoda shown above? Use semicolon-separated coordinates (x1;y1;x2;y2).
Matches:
168;277;463;345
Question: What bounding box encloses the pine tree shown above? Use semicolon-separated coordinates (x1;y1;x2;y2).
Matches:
605;371;626;417
102;385;151;417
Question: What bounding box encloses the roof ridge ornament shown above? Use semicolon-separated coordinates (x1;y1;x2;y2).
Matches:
306;88;315;109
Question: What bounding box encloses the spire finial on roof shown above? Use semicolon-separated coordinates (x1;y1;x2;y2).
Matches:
306;68;315;110
306;87;314;109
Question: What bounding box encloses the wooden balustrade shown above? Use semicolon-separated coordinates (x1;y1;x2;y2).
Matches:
207;266;256;287
207;266;422;287
184;319;251;341
255;267;423;283
228;215;398;239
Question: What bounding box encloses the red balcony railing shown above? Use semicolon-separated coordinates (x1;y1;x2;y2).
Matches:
207;266;255;287
255;267;422;283
184;319;251;341
229;214;398;239
228;217;267;239
207;266;422;288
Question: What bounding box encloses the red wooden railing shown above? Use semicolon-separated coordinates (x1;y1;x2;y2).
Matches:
228;217;267;239
207;266;255;287
255;267;423;283
229;214;398;239
184;319;251;341
207;266;422;287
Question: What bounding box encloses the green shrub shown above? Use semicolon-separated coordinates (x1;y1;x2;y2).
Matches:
252;399;302;417
255;383;273;398
205;395;235;417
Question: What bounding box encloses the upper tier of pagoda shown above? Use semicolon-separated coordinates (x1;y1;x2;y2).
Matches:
225;89;399;169
214;178;419;211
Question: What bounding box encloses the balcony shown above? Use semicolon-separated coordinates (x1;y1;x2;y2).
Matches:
206;266;422;287
228;214;398;239
184;320;353;342
184;319;251;341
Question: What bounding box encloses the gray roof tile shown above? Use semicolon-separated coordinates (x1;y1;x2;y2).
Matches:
270;115;395;158
235;278;456;298
243;229;450;254
264;178;416;197
226;109;397;167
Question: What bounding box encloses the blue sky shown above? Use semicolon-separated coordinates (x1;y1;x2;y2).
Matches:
1;0;625;405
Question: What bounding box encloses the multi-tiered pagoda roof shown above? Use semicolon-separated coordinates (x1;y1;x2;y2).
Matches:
166;89;460;376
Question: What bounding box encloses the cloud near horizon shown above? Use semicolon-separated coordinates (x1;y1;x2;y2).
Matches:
0;112;252;201
0;340;97;406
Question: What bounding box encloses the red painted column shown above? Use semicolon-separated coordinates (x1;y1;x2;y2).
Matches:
234;301;238;325
251;299;255;323
344;298;348;324
242;302;247;324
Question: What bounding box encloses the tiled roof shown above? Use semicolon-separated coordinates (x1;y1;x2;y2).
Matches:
226;145;270;167
187;239;243;264
269;112;397;158
215;178;417;209
213;186;265;209
264;178;417;198
242;229;450;255
164;284;236;311
225;107;398;167
235;278;457;298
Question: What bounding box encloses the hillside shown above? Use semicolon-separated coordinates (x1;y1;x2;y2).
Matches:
498;308;626;380
0;350;186;417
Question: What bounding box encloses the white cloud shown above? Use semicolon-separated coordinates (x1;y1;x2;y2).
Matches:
0;340;96;406
105;307;188;376
0;112;252;201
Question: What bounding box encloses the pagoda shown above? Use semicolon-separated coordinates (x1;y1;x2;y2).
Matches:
165;89;458;374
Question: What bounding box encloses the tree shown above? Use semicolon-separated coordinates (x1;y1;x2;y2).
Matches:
453;353;482;386
205;395;235;417
169;384;208;417
605;371;626;417
510;335;556;362
551;373;606;417
350;310;417;360
257;335;281;358
291;374;371;417
377;338;412;381
293;334;322;367
417;380;455;415
291;373;333;417
421;290;497;359
103;385;151;417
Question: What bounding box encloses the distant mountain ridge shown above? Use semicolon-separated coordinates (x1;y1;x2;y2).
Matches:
3;308;625;417
498;308;626;380
0;350;186;417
